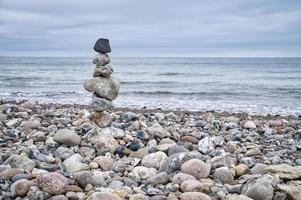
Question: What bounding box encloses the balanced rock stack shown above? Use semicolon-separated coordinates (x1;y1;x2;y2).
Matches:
84;38;120;127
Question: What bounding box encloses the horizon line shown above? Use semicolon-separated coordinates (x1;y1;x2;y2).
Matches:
1;55;301;59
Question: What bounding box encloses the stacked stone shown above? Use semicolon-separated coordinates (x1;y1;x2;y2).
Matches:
84;38;120;127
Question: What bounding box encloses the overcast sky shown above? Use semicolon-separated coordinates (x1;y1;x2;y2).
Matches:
0;0;300;57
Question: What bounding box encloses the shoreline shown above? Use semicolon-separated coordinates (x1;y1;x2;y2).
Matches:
1;98;300;119
1;99;301;199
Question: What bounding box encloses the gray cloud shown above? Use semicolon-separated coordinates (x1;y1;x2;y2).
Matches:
0;0;300;57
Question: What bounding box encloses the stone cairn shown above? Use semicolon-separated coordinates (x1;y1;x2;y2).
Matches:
84;38;120;127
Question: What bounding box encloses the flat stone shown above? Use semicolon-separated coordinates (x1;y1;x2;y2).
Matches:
0;168;23;180
53;129;81;146
181;159;211;179
94;38;111;54
93;54;110;66
36;172;68;195
84;77;119;101
265;164;301;180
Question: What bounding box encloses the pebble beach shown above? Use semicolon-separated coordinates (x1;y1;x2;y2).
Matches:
0;99;300;200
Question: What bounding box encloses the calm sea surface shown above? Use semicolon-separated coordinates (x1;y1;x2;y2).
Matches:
0;57;300;115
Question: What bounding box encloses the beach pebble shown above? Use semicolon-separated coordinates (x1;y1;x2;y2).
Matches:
172;172;196;185
74;171;97;188
88;130;119;154
92;111;112;127
53;129;81;146
168;145;189;156
268;120;283;127
234;164;250;176
148;123;167;139
181;159;211;179
63;154;89;174
180;180;203;192
213;166;234;184
54;147;74;160
94;156;114;171
244;121;256;129
198;136;215;154
0;168;23;180
141;151;167;169
179;192;211;200
87;192;122;200
225;194;253;200
146;172;169;186
4;154;35;173
241;174;275;200
10;179;33;197
129;194;150;200
132;166;157;180
36;172;68;195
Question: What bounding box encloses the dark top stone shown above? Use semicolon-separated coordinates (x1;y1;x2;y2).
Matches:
94;38;111;53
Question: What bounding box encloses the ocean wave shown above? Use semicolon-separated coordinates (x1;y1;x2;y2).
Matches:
120;90;260;96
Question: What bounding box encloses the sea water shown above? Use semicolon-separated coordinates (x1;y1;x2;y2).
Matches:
0;57;300;115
